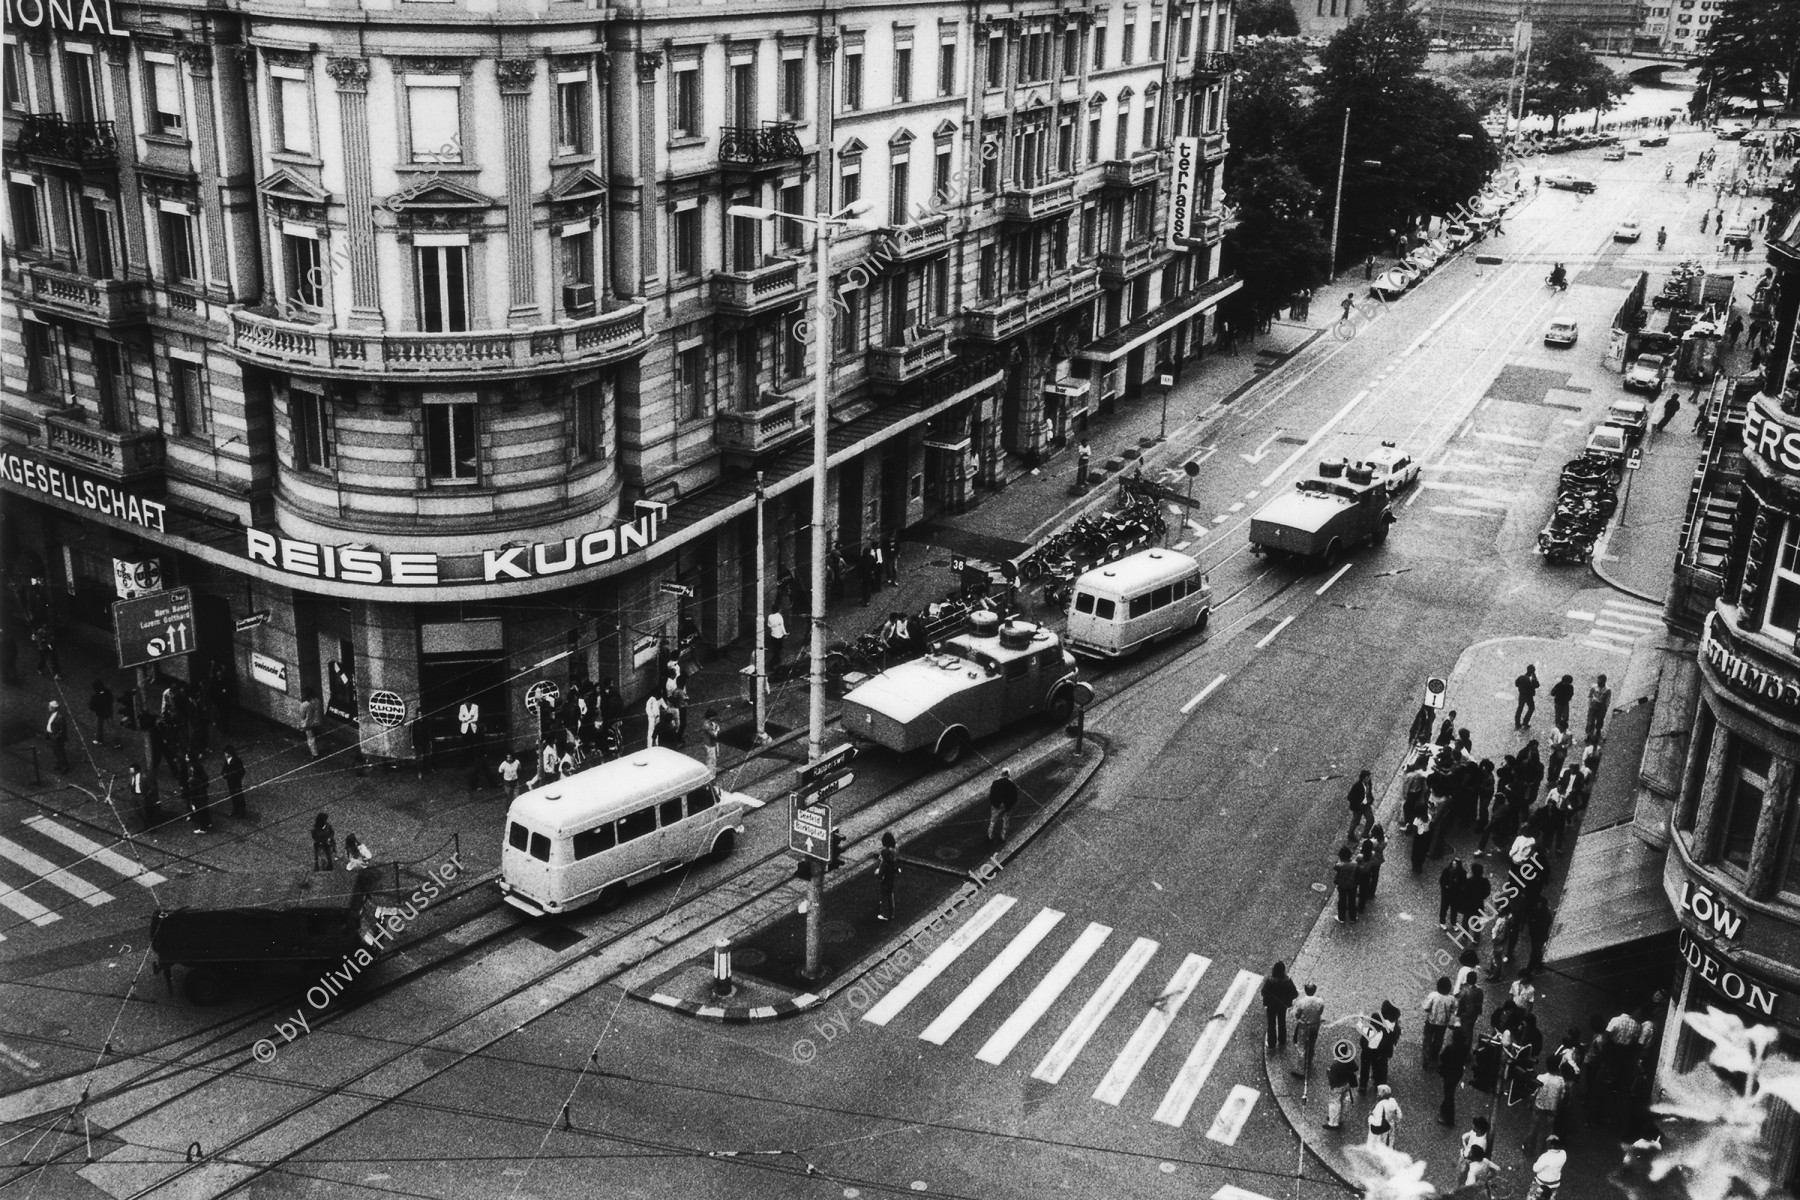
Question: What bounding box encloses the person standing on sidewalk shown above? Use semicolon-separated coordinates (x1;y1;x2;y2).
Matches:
702;710;722;771
1261;962;1299;1050
498;749;522;799
1525;1065;1568;1160
883;535;900;586
1514;665;1540;729
1360;825;1387;908
643;692;666;750
1360;1002;1400;1092
1076;440;1091;491
1420;976;1457;1069
1291;984;1326;1078
1455;974;1485;1047
1325;1043;1358;1129
987;768;1018;843
89;680;116;747
1549;675;1575;731
1459;863;1492;939
1366;1084;1402;1150
1438;1030;1470;1126
184;755;212;833
1586;674;1613;743
45;700;69;774
222;747;247;818
1346;769;1375;842
875;831;900;921
1531;1135;1567;1195
1544;724;1572;795
130;762;163;830
1439;858;1467;929
299;691;324;758
766;609;788;669
1522;893;1556;978
1333;846;1360;923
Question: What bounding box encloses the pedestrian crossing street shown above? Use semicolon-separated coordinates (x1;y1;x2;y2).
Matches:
857;893;1266;1143
0;813;165;942
1565;596;1663;656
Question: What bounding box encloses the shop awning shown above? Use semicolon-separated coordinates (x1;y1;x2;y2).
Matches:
1075;274;1243;364
1543;823;1678;966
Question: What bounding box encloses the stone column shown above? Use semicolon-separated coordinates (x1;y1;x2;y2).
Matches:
497;59;539;323
635;50;662;289
327;57;381;328
1747;756;1796;898
1689;721;1735;864
1674;699;1714;833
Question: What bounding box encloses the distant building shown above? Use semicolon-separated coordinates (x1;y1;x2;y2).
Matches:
1414;0;1642;53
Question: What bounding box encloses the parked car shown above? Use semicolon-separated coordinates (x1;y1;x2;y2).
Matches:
1624;353;1670;393
1544;319;1579;347
1603;147;1626;161
1607;397;1651;440
1614;220;1641;242
1442;223;1476;250
1639;133;1669;148
1585;423;1630;463
1370;267;1419;299
1544;173;1597;194
1723;222;1753;248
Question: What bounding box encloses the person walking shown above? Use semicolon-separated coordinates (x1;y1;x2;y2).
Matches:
875;831;900;921
184;755;212;833
1346;769;1375;842
1514;665;1539;729
1408;704;1435;747
1262;962;1299;1050
1366;1084;1402;1150
45;699;69;774
130;762;163;830
299;690;324;758
498;749;522;799
1586;674;1613;743
31;618;61;679
1360;825;1387;908
883;535;900;586
1531;1135;1567;1196
766;609;788;669
1653;390;1682;435
1420;976;1457;1069
342;832;373;869
1438;1031;1470;1126
1341;292;1356;322
222;747;247;818
1549;674;1575;731
1333;846;1359;923
88;679;116;747
1364;254;1376;281
701;710;722;771
1455;974;1485;1047
1076;440;1092;491
1437;710;1459;747
1525;1065;1567;1160
1522;893;1556;978
644;692;666;749
1656;225;1667;249
1439;858;1467;929
987;767;1018;843
1325;1043;1358;1129
1291;984;1326;1078
1360;1002;1400;1092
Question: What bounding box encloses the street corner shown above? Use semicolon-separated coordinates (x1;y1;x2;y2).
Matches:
1258;1049;1361;1192
632;956;821;1024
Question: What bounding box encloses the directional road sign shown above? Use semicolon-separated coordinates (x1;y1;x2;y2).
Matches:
797;743;858;785
112;587;195;669
800;771;855;806
790;801;832;862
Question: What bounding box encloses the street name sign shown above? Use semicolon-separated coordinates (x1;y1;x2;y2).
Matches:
800;771;855;806
113;587;195;669
797;743;858;785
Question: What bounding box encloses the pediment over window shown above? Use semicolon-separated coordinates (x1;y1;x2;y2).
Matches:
259;169;329;221
545;168;608;207
384;175;496;219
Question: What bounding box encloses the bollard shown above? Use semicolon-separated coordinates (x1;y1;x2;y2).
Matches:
713;937;734;999
31;746;39;785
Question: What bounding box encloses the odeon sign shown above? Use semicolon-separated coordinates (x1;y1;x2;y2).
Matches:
1741;396;1800;476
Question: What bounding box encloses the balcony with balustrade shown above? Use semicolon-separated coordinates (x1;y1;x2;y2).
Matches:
15;113;118;172
875;212;952;262
19;264;146;328
1193;51;1236;76
719;122;806;170
867;326;954;386
1199;131;1229;161
715;390;810;455
42;409;165;483
711;257;804;315
960;267;1101;342
996;177;1079;223
1099;151;1162;191
1096;241;1168;287
1199;210;1226;245
227;301;651;379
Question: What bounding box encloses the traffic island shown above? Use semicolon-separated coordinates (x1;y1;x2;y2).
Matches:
633;741;1104;1021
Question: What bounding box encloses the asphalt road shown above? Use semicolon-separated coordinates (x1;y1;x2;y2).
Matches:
2;127;1757;1200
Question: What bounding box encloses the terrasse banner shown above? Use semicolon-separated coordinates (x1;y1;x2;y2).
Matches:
1166;138;1201;251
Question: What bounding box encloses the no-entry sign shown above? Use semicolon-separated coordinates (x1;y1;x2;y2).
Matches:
112;588;195;669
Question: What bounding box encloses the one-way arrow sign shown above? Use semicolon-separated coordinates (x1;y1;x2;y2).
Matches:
790;801;832;862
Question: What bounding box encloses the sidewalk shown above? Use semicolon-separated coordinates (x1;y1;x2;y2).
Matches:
1265;631;1665;1194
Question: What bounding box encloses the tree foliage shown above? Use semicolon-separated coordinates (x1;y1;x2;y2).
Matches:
1525;26;1630;133
1225;40;1311;179
1222;152;1329;318
1695;0;1800;113
1237;0;1301;38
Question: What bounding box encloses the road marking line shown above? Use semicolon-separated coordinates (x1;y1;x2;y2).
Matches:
0;836;112;906
1316;563;1353;596
23;817;165;887
1261;388;1373;488
1428;506;1493;517
1033;936;1160;1085
1606;599;1665;618
1594;617;1654;634
0;881;58;926
1401;282;1480;356
1212;515;1229;525
1566;610;1597;621
1586;628;1639;645
1180;674;1229;714
1245;490;1260;499
1404;486;1425;509
1583;640;1632;656
1206;1085;1263;1146
1562;417;1586;426
1228;502;1244;513
1093;953;1211;1106
1213;1186;1280;1200
977;923;1113;1066
863;893;1017;1027
1154;968;1262;1126
1174;540;1191;551
1473;431;1550;447
921;907;1066;1046
1242;429;1286;464
1255;616;1295;649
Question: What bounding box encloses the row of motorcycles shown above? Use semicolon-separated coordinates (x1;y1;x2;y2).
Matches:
1012;488;1171;609
1537;454;1620;563
1653;260;1708;308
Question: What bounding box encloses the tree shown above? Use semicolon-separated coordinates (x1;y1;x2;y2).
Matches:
1695;0;1800;114
1523;26;1630;133
1222;153;1330;323
1237;0;1301;38
1225;40;1311;181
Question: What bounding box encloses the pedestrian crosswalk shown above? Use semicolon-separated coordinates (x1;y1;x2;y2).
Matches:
0;812;166;942
859;893;1265;1142
1566;596;1662;656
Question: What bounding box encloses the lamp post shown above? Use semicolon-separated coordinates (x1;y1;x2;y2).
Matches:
1154;360;1177;442
1328;107;1350;282
728;198;875;982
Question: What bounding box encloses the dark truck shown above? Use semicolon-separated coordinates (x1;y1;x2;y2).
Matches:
1249;460;1396;563
151;869;384;1004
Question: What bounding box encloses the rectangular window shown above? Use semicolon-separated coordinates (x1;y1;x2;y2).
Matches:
78;198;114;279
887;273;911;342
561;227;595;289
1122;22;1135;63
22;322;57;394
407;81;462;163
1765;519;1800;632
840;160;861;208
659;797;685;827
1149;17;1164;58
1087;112;1102;161
894;46;912;103
170;358;204;436
781;313;805;379
1143;97;1157;147
731;210;761;272
529;832;550;862
1058;119;1074;174
779;183;804;249
275;74;314;155
931;258;949;316
978;244;997;299
1115;108;1130;159
618;807;656;843
934;145;952;201
938;36;956;95
573;380;603;460
1178;12;1193;57
673;206;700;276
509;822;528;852
1051;216;1069;269
291;386;333;470
3;42;23;108
677;345;706;419
283;233;323;311
413;243;469;332
1092;26;1107;70
572;823;615;859
835;285;861;355
979;138;998;192
843;50;863;110
1081;204;1098;257
1063;30;1080;77
687;786;716;816
780;55;805;120
158;209;197;283
8;181;39;251
889;158;909;226
149;59;184;135
93;339;124;431
672;67;699;137
1093;597;1116;620
730;62;755;125
555;75;590;155
1722;742;1772;869
425;402;479;481
986;34;1005;88
65;51;98;122
733;328;758;407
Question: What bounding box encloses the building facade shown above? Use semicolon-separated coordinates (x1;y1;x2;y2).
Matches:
1412;0;1641;52
0;0;1238;755
1656;207;1800;1188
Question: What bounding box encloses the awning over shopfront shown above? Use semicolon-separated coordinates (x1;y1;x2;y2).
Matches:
1544;823;1678;971
1075;274;1242;365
